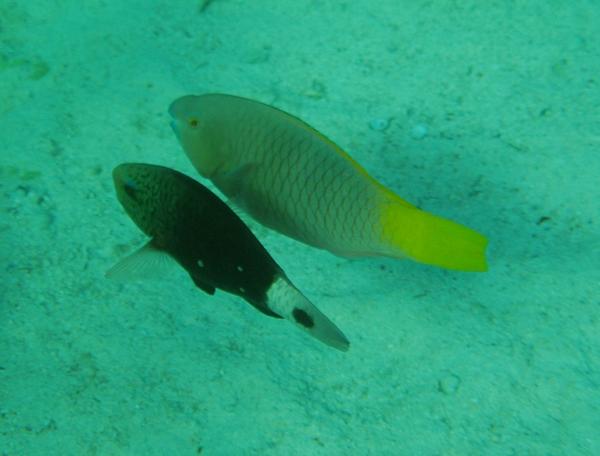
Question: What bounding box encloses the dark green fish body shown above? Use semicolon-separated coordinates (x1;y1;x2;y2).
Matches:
121;164;280;317
108;163;349;351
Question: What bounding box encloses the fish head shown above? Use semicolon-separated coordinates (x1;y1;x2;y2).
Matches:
169;95;225;178
112;163;170;236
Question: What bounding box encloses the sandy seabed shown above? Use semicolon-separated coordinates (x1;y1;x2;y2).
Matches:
1;1;599;455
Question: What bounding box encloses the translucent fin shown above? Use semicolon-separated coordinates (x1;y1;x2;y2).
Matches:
105;241;176;280
266;276;350;351
379;198;488;272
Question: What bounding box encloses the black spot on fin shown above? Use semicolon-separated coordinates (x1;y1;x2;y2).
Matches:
292;308;315;328
191;275;216;295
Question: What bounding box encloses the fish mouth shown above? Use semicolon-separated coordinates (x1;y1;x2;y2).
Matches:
112;164;130;207
168;98;183;141
112;163;127;186
169;120;180;140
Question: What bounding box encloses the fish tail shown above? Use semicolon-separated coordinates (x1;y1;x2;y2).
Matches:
378;195;488;271
266;276;350;351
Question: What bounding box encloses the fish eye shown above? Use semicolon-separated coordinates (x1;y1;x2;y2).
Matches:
188;118;199;128
124;180;138;200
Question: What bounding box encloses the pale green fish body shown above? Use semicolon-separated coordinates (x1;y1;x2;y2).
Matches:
169;94;488;271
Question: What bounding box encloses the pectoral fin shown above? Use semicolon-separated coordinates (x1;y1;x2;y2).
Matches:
106;241;176;280
213;163;255;199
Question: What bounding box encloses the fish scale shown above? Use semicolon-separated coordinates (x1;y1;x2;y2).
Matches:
256;122;376;252
169;93;488;271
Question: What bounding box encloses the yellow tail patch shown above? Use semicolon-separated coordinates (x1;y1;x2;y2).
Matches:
379;197;488;271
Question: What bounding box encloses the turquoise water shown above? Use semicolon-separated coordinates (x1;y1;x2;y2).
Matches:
1;1;599;454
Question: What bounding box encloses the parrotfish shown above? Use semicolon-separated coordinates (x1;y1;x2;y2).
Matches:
169;94;488;271
107;163;349;351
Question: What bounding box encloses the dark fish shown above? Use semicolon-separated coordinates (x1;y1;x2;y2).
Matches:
107;163;349;351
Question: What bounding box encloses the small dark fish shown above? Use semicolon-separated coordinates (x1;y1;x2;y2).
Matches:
107;163;349;351
169;93;488;271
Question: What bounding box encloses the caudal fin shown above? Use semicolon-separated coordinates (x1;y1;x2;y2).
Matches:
266;276;350;351
379;198;488;271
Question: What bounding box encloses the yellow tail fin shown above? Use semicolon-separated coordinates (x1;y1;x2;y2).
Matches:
379;197;488;271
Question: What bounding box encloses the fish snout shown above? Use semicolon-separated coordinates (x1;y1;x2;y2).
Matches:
112;164;129;186
168;95;199;120
169;120;180;141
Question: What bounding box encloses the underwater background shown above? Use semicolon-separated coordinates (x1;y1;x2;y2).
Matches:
1;1;599;454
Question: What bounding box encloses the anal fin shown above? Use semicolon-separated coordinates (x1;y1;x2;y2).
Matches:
191;274;216;295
